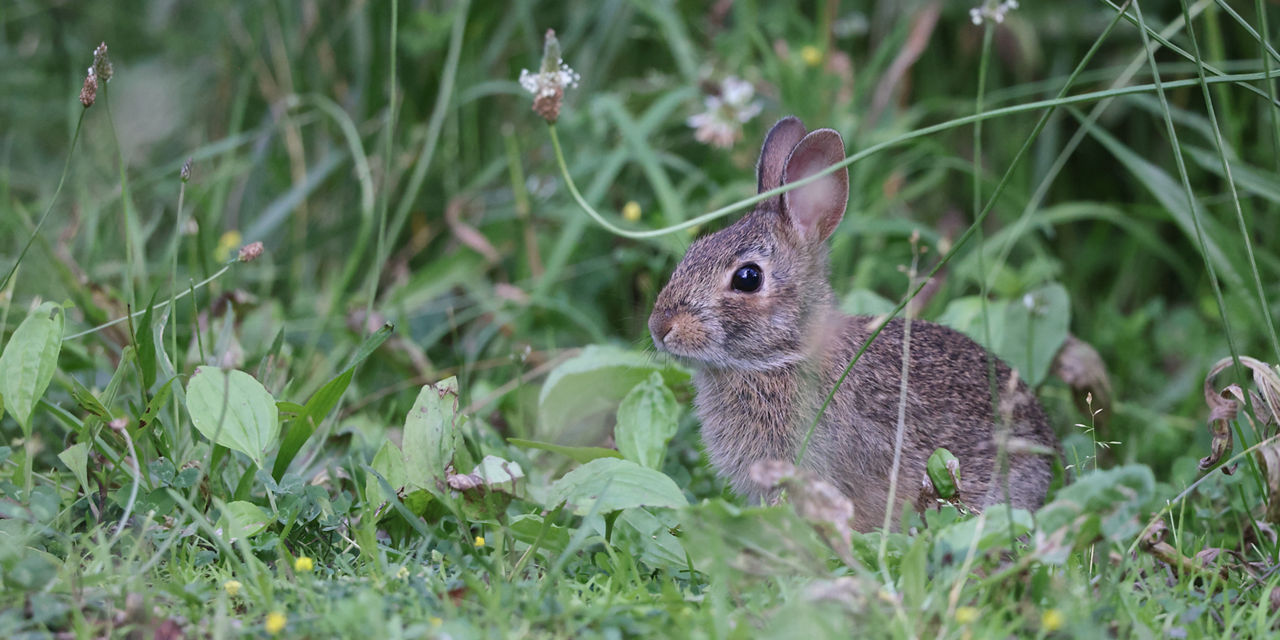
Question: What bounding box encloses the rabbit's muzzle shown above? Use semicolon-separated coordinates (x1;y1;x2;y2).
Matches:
649;304;710;357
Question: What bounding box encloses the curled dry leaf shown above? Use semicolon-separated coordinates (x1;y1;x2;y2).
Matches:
1200;356;1280;471
1200;356;1280;523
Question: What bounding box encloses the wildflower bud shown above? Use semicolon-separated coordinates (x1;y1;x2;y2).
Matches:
518;29;580;124
238;241;264;263
80;70;97;108
180;157;193;183
93;42;113;84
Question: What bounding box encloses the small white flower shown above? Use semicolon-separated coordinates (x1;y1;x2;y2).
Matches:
518;60;580;100
970;0;1019;26
687;76;763;149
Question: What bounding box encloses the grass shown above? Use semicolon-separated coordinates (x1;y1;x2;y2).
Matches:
2;0;1280;637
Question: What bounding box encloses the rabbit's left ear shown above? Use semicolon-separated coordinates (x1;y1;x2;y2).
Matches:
757;116;807;197
781;128;848;243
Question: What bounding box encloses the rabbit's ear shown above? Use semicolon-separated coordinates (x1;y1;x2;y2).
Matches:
781;128;848;243
757;116;807;196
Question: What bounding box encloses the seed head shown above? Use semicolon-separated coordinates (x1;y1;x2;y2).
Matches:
92;42;113;84
238;241;264;263
180;157;193;183
80;70;97;108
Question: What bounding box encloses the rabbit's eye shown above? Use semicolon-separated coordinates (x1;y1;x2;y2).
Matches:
731;263;763;292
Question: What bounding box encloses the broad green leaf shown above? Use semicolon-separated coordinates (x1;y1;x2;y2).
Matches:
186;367;280;468
547;458;686;515
365;440;406;504
57;442;91;493
509;513;570;555
402;377;465;495
0;302;65;435
936;282;1069;386
611;507;687;571
931;505;1034;567
538;345;690;446
507;438;623;463
1036;464;1154;553
998;283;1069;386
614;372;679;469
217;500;272;540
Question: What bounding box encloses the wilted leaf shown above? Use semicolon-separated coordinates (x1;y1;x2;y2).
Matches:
186;367;280;468
546;458;686;515
1052;333;1113;428
1200;356;1280;471
538;346;690;446
0;302;65;435
615;372;680;469
402;377;465;496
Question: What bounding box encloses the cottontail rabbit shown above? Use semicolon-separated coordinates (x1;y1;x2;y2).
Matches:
649;116;1058;531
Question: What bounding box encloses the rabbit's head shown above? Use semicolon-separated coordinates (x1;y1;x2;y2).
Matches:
649;117;849;370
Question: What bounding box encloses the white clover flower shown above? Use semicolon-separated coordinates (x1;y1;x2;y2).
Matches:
687;76;763;149
970;0;1019;25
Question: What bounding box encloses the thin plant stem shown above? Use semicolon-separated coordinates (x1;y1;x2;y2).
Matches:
368;0;398;319
1;111;87;292
64;262;236;341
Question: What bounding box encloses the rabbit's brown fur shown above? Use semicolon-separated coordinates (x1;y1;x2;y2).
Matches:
649;116;1058;531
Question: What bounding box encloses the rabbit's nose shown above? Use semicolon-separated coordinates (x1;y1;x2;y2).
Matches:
649;306;675;349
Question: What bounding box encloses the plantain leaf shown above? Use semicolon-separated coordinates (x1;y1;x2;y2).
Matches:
186;367;279;469
0;302;65;436
547;458;686;515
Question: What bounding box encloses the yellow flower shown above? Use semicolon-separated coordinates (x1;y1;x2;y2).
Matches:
294;556;314;572
800;45;823;67
395;566;410;580
215;230;242;262
1041;608;1064;632
223;579;242;597
265;611;287;635
622;201;642;222
429;616;443;628
955;606;979;625
473;536;486;548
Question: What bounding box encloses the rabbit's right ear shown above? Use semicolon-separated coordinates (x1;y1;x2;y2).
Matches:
781;128;848;244
757;116;807;197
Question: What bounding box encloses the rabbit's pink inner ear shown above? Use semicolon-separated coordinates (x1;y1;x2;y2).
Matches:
781;129;848;243
757;116;807;196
